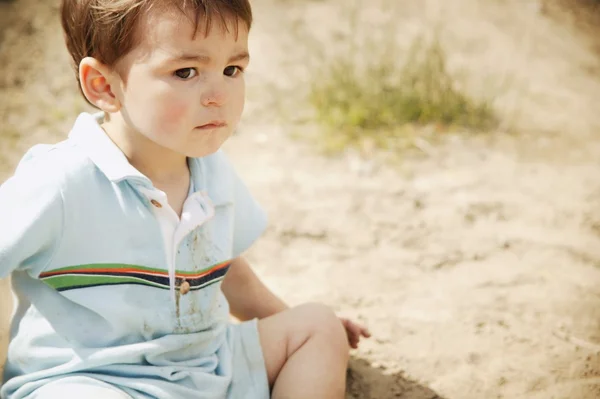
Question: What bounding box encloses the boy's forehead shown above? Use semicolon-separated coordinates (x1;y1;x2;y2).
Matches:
137;5;247;51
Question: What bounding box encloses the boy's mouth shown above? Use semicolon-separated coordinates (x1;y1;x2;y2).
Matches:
197;121;227;130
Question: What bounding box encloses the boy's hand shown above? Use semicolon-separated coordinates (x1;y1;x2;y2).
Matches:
339;318;371;349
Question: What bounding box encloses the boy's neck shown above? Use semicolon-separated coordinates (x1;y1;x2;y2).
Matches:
101;115;190;186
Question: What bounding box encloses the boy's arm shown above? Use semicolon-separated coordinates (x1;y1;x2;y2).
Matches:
221;256;289;321
221;256;372;348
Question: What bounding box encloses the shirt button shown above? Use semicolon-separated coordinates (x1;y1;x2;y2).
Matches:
150;199;162;208
180;279;191;295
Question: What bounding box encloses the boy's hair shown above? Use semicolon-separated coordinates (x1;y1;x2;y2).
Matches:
60;0;252;82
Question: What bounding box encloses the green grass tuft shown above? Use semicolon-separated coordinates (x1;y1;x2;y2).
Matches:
307;31;497;153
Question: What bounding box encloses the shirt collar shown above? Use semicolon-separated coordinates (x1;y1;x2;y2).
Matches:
68;112;216;203
68;112;151;186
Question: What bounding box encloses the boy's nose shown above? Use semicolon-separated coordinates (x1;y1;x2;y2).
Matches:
201;87;226;107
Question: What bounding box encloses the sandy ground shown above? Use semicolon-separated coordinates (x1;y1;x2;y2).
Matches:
1;0;600;398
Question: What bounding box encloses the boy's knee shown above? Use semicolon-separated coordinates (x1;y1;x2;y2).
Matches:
296;303;349;351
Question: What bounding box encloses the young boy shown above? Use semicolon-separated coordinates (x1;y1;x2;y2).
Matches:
0;0;371;398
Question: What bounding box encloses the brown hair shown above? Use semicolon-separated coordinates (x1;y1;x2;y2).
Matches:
60;0;252;82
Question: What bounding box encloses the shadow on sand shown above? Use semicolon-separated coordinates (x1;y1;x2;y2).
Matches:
346;358;446;399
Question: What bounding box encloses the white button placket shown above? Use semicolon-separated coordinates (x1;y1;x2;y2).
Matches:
140;187;215;302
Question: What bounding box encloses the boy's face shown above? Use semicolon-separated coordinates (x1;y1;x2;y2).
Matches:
111;7;249;158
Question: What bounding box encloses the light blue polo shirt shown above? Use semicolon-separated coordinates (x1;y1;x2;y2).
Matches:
0;113;268;398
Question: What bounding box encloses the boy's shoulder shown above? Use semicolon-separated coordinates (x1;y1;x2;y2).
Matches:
0;138;98;227
5;115;109;196
11;138;96;188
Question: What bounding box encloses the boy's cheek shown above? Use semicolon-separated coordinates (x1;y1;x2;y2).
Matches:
162;99;190;126
141;95;190;135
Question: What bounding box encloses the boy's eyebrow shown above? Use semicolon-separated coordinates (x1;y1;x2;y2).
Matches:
229;51;250;63
168;51;250;64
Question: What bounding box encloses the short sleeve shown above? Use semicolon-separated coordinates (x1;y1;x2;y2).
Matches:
0;155;64;278
231;169;268;258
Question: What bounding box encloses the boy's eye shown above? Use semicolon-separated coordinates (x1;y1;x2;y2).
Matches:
174;68;197;79
224;66;243;77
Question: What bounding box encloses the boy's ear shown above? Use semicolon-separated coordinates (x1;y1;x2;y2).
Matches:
79;57;121;113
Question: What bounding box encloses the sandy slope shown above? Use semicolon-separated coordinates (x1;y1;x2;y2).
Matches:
1;0;600;397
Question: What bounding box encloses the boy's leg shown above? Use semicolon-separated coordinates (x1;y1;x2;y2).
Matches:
29;376;133;399
258;303;350;399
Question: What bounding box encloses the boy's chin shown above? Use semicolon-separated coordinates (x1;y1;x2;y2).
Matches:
185;134;232;158
184;145;221;159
